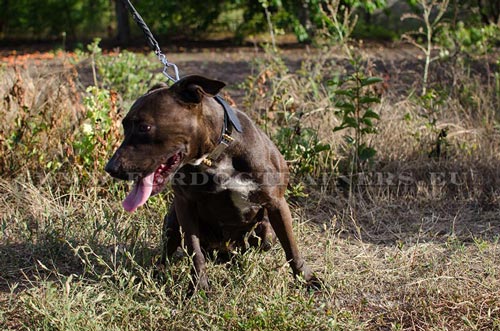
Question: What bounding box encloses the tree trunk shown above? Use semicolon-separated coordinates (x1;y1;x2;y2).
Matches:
478;0;500;25
0;0;9;35
297;1;313;43
115;0;130;46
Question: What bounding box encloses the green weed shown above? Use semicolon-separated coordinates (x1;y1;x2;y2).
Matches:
73;86;120;175
87;38;166;100
329;60;382;174
401;0;450;96
242;45;332;184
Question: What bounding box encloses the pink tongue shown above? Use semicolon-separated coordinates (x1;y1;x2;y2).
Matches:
122;173;155;212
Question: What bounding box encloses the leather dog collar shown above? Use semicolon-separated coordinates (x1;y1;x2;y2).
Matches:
214;95;242;133
200;96;241;167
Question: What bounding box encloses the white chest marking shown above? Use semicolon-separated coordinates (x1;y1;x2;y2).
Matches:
234;183;259;213
216;159;259;215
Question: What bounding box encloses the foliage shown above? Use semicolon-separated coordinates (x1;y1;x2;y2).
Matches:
405;87;450;158
0;66;81;177
315;0;382;176
401;0;450;96
236;0;388;44
414;88;447;132
438;22;500;56
0;38;167;183
0;0;497;45
72;39;165;178
437;0;500;25
87;38;165;100
316;0;359;50
345;0;387;13
329;62;382;174
2;19;500;331
275;118;331;177
0;0;111;39
242;47;331;180
73;86;120;174
133;0;227;36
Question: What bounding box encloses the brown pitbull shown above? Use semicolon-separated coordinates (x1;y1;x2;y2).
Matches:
105;75;318;291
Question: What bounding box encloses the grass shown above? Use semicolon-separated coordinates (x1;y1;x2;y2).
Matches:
1;41;500;330
2;178;499;330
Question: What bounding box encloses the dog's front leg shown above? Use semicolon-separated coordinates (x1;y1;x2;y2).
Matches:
174;197;209;291
161;204;181;265
267;197;318;286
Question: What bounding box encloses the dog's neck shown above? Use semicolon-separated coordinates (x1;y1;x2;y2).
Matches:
204;97;226;143
189;97;235;163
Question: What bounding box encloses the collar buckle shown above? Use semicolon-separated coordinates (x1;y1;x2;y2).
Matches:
200;96;239;167
201;134;234;167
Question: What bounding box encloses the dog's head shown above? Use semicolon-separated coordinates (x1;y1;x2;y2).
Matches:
105;75;225;212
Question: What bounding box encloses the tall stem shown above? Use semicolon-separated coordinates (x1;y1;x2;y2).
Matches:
423;3;432;96
263;6;276;52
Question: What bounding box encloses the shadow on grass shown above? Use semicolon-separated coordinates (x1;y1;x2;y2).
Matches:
0;238;161;294
298;160;500;245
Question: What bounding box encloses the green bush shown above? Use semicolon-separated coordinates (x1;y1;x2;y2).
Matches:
87;39;165;101
73;86;120;175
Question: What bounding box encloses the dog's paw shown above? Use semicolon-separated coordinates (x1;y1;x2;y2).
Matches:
305;275;322;291
187;276;210;297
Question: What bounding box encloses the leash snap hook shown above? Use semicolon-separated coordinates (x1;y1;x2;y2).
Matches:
158;52;179;83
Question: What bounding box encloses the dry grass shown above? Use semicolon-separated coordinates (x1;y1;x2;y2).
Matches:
1;43;499;330
0;59;83;178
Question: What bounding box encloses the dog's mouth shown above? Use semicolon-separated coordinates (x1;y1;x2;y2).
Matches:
122;151;183;212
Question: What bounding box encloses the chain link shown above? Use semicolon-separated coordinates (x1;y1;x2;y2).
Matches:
123;0;179;83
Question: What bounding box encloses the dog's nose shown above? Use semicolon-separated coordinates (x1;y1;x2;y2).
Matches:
105;158;132;180
105;159;123;179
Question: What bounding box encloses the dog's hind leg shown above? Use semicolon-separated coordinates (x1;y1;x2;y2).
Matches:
267;197;320;288
248;210;276;251
161;203;182;264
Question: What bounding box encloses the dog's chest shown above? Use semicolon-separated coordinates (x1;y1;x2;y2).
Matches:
178;157;260;216
210;158;259;215
222;174;259;216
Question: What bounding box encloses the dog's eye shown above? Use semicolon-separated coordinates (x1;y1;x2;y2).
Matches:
138;124;152;133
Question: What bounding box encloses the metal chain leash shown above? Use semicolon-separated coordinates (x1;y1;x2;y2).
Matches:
120;0;243;133
121;0;179;82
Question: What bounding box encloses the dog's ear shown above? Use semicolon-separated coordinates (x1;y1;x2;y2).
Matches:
147;82;169;94
173;75;226;104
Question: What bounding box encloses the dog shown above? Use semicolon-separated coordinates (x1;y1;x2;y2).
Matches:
105;75;318;290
